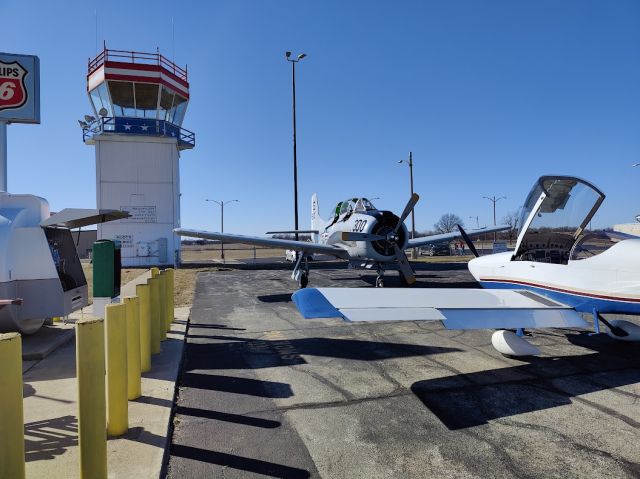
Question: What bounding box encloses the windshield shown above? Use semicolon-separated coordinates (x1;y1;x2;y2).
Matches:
514;176;605;264
354;198;377;212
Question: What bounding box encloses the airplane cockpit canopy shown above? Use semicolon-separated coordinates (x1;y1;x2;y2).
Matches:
338;198;377;216
513;176;605;264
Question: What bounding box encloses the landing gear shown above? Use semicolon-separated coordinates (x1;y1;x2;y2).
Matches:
292;253;311;289
375;265;385;288
298;271;309;289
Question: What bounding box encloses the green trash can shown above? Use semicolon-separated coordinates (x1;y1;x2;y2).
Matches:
92;240;121;299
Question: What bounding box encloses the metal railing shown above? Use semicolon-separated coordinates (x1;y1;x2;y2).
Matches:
88;46;188;81
82;117;195;149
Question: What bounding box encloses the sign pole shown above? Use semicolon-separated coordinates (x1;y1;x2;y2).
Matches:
0;121;6;192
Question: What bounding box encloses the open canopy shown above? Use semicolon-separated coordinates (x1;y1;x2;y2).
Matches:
513;176;605;263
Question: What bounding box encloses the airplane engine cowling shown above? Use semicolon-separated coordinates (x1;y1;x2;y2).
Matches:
370;211;408;257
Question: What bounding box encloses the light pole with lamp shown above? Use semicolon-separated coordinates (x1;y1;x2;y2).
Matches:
398;152;417;259
205;199;238;261
285;51;306;247
483;195;506;242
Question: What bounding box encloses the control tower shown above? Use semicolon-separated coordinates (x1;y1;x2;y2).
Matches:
82;46;195;266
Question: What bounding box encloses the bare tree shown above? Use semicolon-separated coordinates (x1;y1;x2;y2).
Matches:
434;213;464;234
501;209;521;242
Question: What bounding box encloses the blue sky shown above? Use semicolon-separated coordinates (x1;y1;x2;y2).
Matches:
2;0;640;234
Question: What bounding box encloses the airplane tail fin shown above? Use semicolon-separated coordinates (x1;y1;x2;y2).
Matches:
311;193;325;242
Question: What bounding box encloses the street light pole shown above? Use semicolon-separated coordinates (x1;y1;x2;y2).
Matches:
398;152;417;259
483;195;506;241
205;199;238;262
286;51;306;245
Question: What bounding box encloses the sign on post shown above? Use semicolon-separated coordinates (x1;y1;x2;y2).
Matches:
0;52;40;124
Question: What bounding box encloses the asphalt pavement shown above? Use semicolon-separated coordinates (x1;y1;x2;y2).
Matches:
166;263;640;478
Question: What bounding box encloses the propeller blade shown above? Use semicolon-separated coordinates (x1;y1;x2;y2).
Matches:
394;193;420;234
393;244;416;285
457;224;479;258
341;232;386;242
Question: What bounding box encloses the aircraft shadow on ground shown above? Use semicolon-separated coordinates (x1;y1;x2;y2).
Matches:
183;336;459;371
175;405;281;429
170;444;311;478
180;372;294;398
411;334;640;430
25;415;78;461
257;293;292;303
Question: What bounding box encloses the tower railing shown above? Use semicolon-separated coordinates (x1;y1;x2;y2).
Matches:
88;47;188;81
82;117;195;150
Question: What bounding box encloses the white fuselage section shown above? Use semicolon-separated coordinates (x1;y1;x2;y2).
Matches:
468;239;640;313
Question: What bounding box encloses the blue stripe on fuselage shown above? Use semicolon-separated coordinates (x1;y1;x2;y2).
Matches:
479;281;640;315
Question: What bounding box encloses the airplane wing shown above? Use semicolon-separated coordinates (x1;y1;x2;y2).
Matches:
174;228;349;258
407;225;510;249
292;287;589;330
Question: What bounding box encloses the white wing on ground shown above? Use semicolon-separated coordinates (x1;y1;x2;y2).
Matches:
292;288;589;330
174;228;349;258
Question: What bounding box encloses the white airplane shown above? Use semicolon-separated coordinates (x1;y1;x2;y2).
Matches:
175;194;507;288
292;175;640;356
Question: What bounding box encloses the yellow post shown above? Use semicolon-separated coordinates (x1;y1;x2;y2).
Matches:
105;303;128;436
123;297;141;400
76;319;107;479
136;283;151;373
165;268;174;331
151;267;160;278
149;276;161;354
0;333;25;479
158;271;167;341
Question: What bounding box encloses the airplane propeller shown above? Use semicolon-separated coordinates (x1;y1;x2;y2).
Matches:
456;224;480;258
342;193;420;285
393;243;416;285
394;193;420;235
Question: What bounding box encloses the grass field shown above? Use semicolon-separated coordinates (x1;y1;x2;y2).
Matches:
82;262;213;307
181;244;285;262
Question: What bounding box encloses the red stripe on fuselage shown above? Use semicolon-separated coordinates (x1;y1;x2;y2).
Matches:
480;278;640;303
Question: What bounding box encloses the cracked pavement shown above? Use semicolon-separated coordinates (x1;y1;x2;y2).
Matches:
166;263;640;478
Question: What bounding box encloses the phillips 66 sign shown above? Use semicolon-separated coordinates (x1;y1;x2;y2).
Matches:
0;52;40;124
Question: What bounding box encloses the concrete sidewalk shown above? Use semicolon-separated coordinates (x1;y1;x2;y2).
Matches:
21;271;189;478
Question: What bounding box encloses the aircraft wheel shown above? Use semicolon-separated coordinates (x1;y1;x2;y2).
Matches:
299;273;309;289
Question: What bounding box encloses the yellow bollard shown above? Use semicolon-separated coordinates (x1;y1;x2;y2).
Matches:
149;276;161;354
165;268;174;331
123;297;141;400
158;272;167;341
136;283;151;373
0;333;25;479
150;267;160;278
76;319;107;479
105;303;128;436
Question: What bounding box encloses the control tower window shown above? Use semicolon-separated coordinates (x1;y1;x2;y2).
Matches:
159;86;174;122
89;83;113;117
134;83;159;118
109;81;135;117
171;95;188;126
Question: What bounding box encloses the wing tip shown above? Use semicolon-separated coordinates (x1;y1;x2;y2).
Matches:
292;289;343;319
